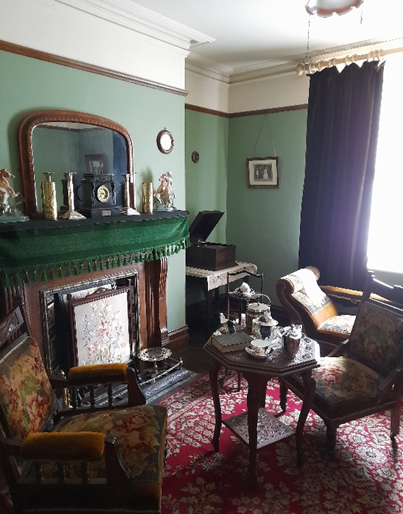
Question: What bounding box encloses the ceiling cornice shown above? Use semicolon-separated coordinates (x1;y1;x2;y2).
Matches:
55;0;215;50
187;37;403;85
186;54;232;84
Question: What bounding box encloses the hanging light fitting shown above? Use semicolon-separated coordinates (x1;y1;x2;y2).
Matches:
305;0;364;17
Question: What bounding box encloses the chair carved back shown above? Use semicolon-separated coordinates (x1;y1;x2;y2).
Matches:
0;305;26;349
348;275;403;375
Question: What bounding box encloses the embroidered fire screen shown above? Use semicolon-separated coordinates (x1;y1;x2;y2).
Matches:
69;287;132;366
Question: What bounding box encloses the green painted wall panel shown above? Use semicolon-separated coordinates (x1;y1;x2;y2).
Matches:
227;110;308;304
185;107;307;307
185;109;229;305
185;109;228;243
0;50;186;330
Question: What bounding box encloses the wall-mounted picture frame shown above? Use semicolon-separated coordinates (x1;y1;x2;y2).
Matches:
246;156;279;188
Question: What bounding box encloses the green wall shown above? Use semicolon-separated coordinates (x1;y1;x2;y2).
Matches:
227;109;308;304
0;49;186;331
185;106;308;306
185;109;228;242
185;108;229;304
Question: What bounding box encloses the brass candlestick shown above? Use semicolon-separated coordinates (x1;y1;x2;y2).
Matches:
41;172;57;220
121;174;139;215
142;182;153;214
58;172;86;220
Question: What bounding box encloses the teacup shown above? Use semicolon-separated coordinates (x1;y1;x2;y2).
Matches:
250;339;268;349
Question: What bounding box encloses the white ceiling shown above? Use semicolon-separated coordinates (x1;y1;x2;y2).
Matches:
132;0;403;77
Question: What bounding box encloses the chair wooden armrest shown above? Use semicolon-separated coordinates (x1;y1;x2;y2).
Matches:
0;438;23;456
327;338;350;357
51;364;145;409
18;433;133;488
67;363;129;385
321;286;363;305
21;432;106;460
377;367;403;403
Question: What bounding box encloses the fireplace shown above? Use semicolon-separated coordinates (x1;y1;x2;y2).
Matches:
0;211;190;377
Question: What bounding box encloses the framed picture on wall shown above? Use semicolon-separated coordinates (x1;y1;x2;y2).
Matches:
246;156;279;188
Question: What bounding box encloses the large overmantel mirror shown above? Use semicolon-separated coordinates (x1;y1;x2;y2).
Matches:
18;110;136;218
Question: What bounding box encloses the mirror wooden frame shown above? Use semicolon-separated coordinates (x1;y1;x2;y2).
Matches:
18;109;136;218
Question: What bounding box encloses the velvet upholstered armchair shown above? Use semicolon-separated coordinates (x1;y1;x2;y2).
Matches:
276;266;363;352
0;306;167;514
280;272;403;456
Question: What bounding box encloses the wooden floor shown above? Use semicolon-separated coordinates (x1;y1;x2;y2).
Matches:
171;296;224;375
172;331;212;376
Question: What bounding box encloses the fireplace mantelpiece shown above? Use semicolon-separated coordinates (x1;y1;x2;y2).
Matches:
0;210;189;287
0;211;190;368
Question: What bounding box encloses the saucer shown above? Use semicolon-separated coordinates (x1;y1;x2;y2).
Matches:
245;346;267;359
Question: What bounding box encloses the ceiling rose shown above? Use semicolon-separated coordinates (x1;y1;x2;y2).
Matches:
305;0;364;17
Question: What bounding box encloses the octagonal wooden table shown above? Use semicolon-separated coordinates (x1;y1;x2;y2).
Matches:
204;335;320;488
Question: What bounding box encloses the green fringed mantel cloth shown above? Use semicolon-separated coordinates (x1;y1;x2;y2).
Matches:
0;210;190;287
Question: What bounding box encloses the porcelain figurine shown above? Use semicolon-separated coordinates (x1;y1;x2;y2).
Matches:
153;171;176;211
0;169;28;222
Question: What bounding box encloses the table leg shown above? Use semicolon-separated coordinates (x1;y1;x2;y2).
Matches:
210;361;222;452
296;370;316;467
245;374;267;489
258;380;266;409
279;378;288;413
206;289;213;339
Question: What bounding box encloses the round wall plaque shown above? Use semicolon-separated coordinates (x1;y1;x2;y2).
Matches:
191;151;200;163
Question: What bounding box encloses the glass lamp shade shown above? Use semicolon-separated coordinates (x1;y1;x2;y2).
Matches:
305;0;364;17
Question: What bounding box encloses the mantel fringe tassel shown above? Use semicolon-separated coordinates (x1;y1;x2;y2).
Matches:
1;237;191;288
0;213;190;288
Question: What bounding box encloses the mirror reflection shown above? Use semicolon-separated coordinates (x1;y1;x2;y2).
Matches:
18;110;135;218
32;122;126;211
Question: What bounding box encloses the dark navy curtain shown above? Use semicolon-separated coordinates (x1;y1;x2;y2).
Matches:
299;61;384;290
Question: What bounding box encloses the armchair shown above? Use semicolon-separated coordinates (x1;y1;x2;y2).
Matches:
0;306;167;514
280;272;403;456
276;266;362;350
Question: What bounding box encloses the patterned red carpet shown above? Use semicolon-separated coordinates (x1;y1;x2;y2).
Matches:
159;372;403;514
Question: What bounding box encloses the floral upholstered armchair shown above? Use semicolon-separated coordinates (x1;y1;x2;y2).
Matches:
276;266;362;351
280;272;403;456
0;306;167;514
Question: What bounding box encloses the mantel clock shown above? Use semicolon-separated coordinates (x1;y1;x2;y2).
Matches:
80;155;120;217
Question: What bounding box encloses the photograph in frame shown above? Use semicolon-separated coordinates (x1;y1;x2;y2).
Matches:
246;156;279;188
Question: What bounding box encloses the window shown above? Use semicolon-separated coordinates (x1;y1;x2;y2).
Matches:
367;54;403;273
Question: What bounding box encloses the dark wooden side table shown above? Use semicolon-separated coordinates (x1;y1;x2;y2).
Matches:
203;335;320;488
